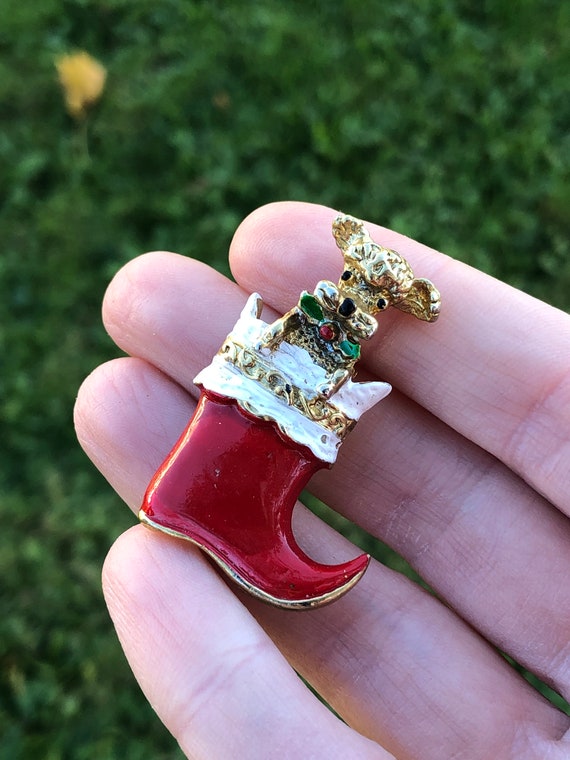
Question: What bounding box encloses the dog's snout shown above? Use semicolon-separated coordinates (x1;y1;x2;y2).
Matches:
338;298;356;317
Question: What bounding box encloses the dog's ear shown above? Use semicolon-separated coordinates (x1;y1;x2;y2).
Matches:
394;278;441;322
332;213;369;252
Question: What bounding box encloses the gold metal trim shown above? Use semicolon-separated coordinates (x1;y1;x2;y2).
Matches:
139;511;368;609
219;339;356;439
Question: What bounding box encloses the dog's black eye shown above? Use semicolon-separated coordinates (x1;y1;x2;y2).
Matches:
376;298;387;310
338;298;356;317
341;270;352;281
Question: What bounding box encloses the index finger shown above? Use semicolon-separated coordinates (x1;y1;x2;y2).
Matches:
230;202;570;512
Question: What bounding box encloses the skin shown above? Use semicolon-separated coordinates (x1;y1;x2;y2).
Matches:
74;201;570;759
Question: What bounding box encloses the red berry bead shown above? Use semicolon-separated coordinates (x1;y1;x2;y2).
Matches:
318;323;337;341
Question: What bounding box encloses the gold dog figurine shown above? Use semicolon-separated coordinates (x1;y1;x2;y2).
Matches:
259;213;441;397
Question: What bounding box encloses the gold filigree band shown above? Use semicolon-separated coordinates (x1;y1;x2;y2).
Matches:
218;339;356;440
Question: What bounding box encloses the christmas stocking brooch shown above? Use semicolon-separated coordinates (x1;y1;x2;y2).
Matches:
140;214;441;608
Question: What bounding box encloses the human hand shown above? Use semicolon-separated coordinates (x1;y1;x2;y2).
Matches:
75;202;570;759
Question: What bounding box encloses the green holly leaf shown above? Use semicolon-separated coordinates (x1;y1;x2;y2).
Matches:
300;293;324;321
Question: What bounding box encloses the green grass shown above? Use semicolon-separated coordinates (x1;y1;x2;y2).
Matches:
1;1;568;756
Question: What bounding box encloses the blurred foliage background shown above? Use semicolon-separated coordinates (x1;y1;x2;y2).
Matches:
0;0;568;757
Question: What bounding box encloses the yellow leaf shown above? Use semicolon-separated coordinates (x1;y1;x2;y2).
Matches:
55;52;106;119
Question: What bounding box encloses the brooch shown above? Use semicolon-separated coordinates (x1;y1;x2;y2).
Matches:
139;214;441;608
